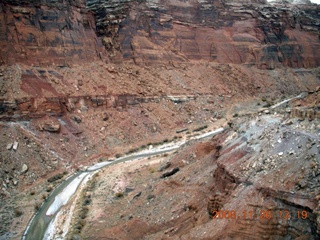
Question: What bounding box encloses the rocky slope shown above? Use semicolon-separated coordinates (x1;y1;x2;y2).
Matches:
62;90;320;240
0;63;319;120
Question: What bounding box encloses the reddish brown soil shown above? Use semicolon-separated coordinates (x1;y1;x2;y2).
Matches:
77;99;320;239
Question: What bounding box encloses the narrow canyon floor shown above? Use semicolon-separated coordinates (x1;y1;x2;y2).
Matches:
0;62;319;240
49;90;320;240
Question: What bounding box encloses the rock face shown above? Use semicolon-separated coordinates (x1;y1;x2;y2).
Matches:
87;0;320;68
0;0;319;68
0;0;106;66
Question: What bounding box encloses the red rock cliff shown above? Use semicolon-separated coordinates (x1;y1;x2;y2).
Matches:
0;0;106;66
0;0;319;68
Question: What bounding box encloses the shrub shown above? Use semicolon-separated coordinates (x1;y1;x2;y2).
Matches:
193;125;208;132
83;198;91;206
34;202;40;211
263;103;271;108
79;219;86;228
47;173;64;183
115;192;124;198
79;207;89;219
42;194;47;200
75;223;83;230
14;209;23;217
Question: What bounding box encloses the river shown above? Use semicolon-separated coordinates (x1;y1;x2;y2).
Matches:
22;128;225;240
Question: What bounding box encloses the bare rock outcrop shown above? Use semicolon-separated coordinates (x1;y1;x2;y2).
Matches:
87;0;320;67
0;0;319;67
38;117;61;132
80;113;320;239
0;0;106;66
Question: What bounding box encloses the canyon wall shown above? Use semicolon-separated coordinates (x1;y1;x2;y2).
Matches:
94;0;320;68
0;0;106;66
0;0;319;68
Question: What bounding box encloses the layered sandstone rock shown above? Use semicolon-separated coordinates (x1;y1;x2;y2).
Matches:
87;0;320;68
0;0;106;66
0;0;319;68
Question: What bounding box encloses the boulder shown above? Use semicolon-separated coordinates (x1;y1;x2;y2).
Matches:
102;113;109;121
21;164;28;174
6;143;13;150
38;117;61;132
12;141;18;151
158;162;171;172
40;123;61;132
13;179;18;186
71;115;82;123
160;167;180;178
